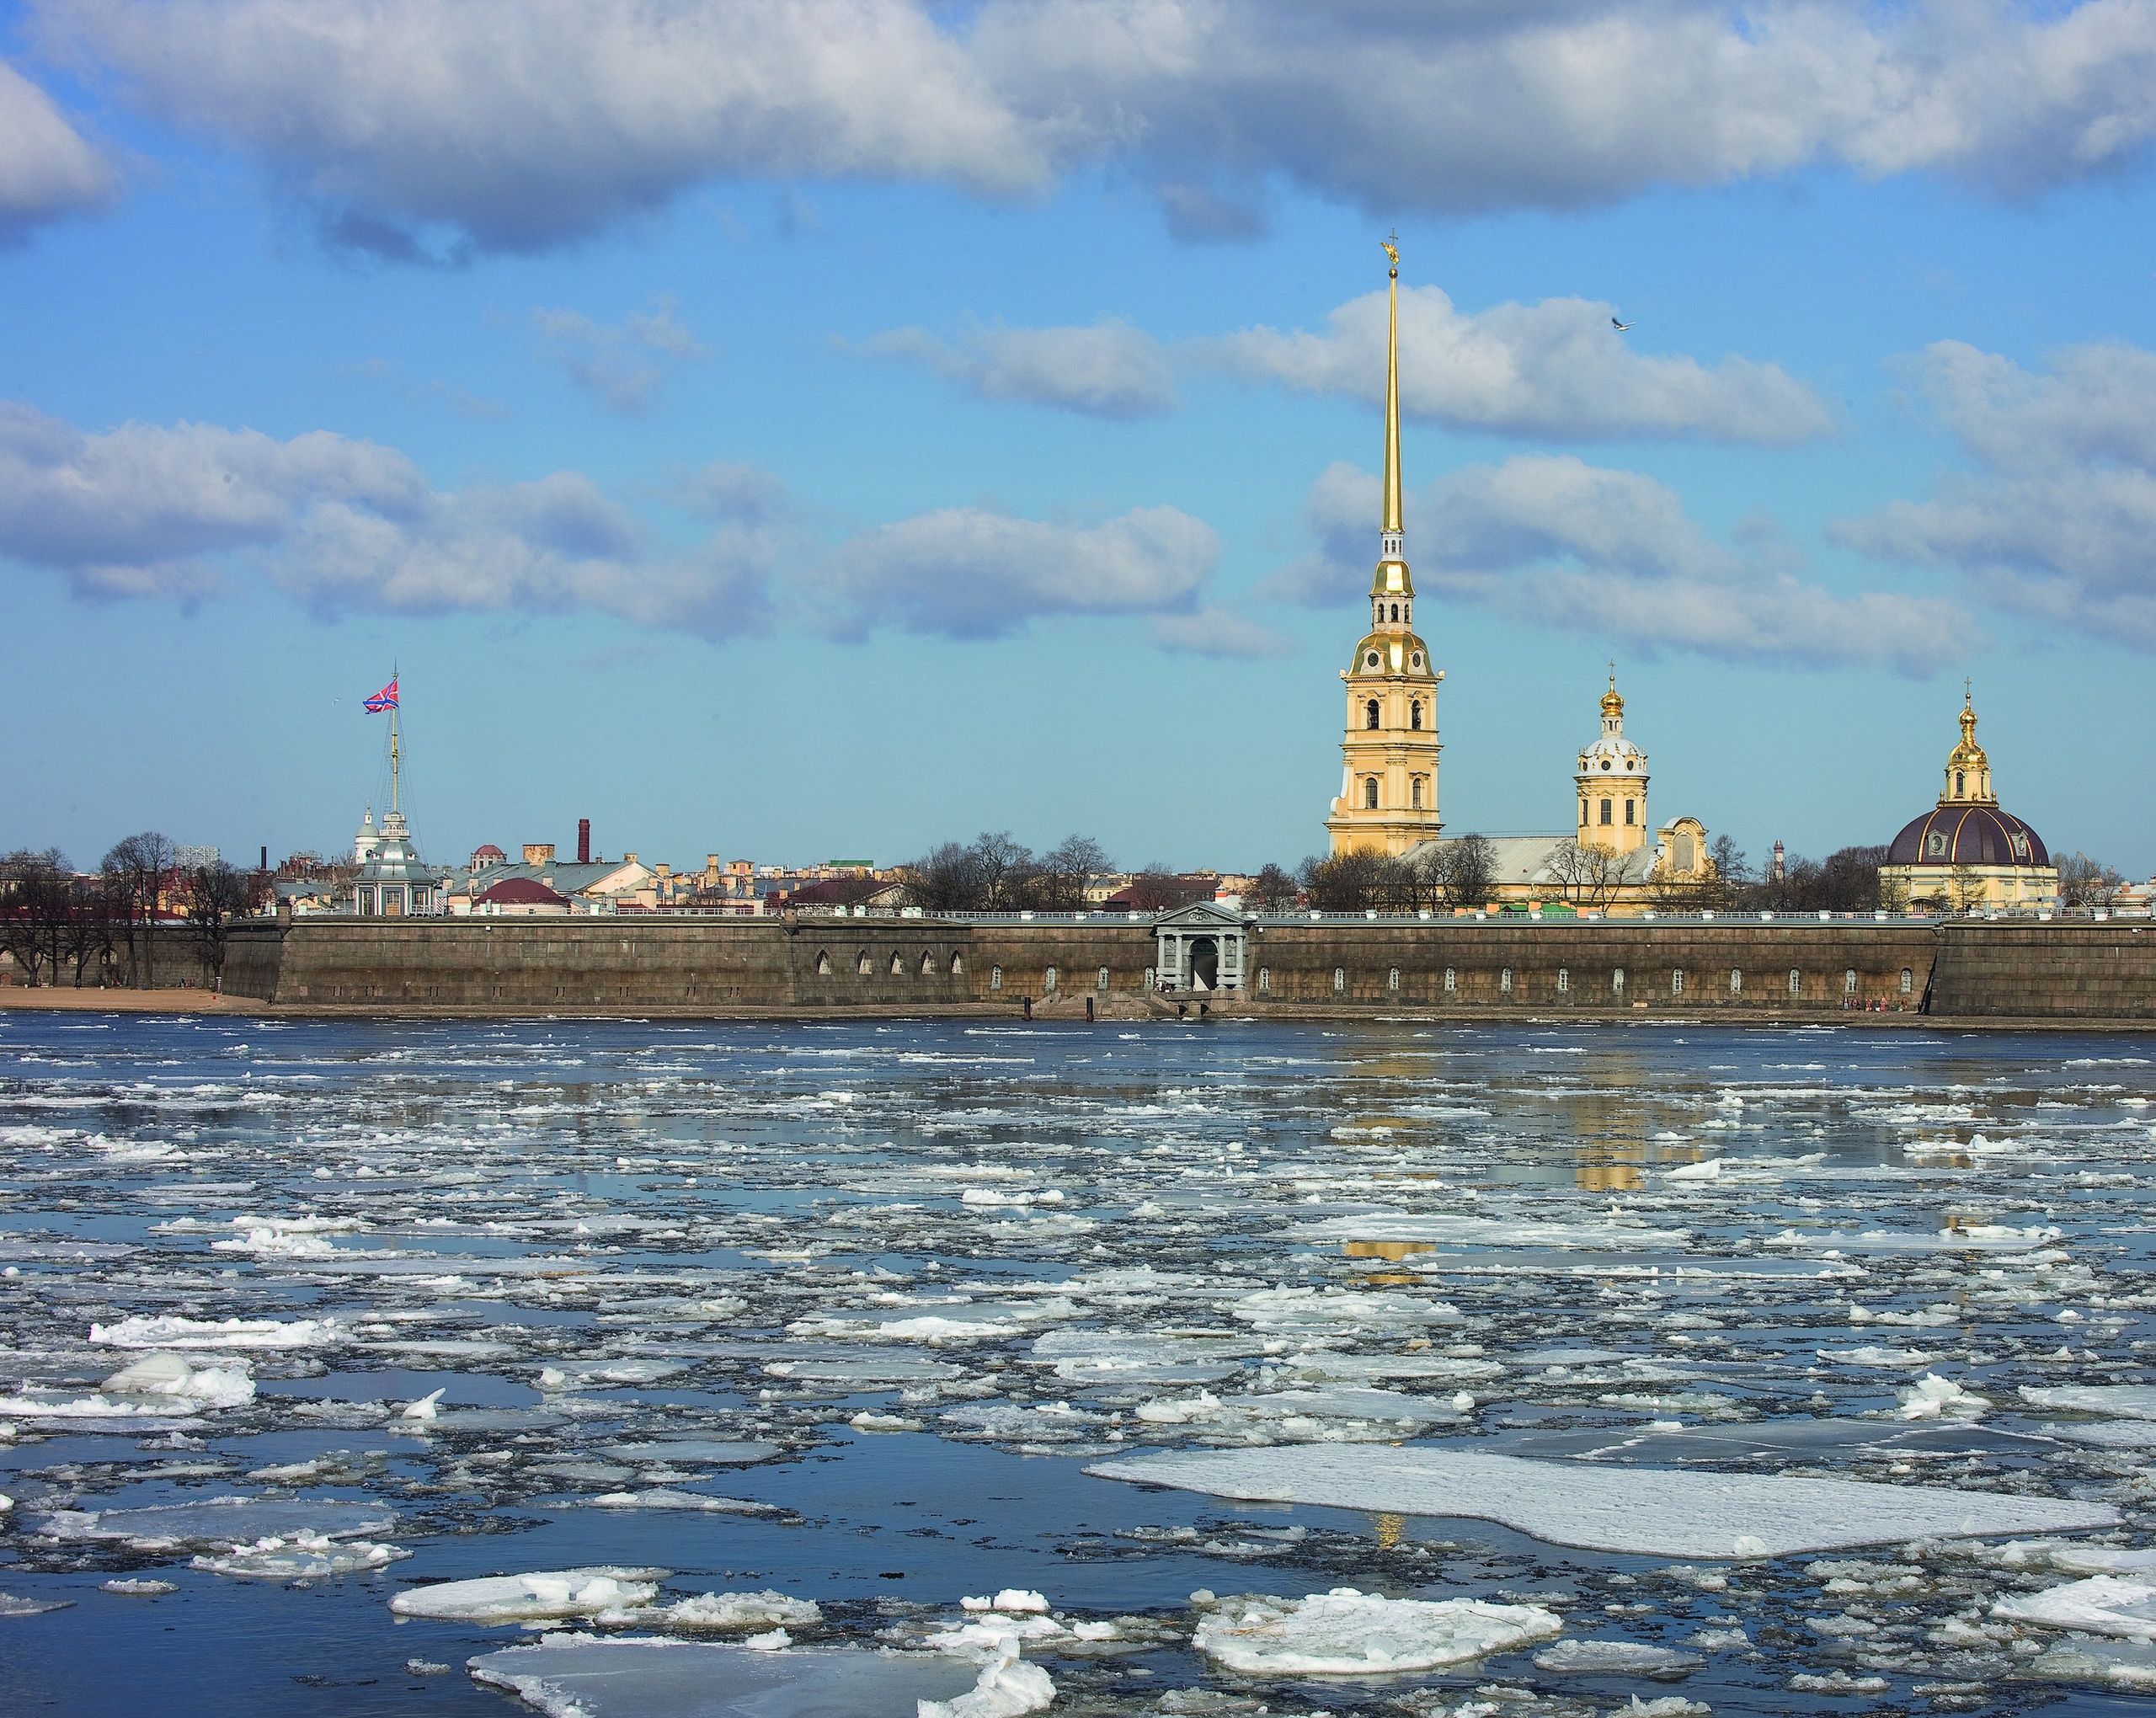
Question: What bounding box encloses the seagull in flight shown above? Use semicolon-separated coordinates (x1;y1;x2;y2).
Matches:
1611;317;1633;332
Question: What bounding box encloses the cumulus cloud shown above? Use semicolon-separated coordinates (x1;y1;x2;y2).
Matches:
0;57;115;242
1149;606;1294;658
1210;284;1831;443
1837;339;2156;648
0;402;1224;645
40;2;2156;250
817;504;1217;638
42;0;1043;256
857;318;1177;419
1269;456;1969;675
531;295;707;414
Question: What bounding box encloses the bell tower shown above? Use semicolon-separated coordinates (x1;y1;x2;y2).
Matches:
1325;235;1444;856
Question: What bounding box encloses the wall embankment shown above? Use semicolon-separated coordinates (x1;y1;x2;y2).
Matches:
205;915;2156;1024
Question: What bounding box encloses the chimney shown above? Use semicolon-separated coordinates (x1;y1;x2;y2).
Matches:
259;845;268;872
578;819;590;865
523;843;555;866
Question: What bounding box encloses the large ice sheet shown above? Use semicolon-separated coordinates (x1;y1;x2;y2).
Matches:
1086;1445;2120;1558
2020;1385;2156;1420
392;1567;664;1622
1993;1574;2156;1638
467;1635;985;1716
1191;1587;1561;1674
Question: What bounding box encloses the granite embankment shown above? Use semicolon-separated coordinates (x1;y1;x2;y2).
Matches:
154;915;2156;1024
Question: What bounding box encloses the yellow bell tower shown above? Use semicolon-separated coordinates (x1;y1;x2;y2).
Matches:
1326;235;1444;857
1576;668;1650;855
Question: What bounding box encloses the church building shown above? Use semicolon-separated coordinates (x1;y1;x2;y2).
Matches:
1879;693;2057;912
1324;238;1445;857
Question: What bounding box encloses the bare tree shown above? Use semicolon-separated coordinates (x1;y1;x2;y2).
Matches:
2057;851;2124;911
59;874;119;986
103;831;175;988
183;862;253;988
0;849;69;985
1245;863;1300;912
970;832;1038;911
1948;863;1986;914
1033;835;1110;910
1434;834;1497;910
897;842;988;913
1707;835;1751;910
1300;850;1394;912
1547;840;1625;910
1123;866;1212;911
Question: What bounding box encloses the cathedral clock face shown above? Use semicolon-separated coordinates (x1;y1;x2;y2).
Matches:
1365;651;1379;667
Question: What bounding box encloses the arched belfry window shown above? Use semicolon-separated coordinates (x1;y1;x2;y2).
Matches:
1411;777;1423;809
1956;771;1966;796
1410;701;1422;731
1600;798;1613;825
1365;700;1380;729
1390;603;1400;621
1364;777;1379;809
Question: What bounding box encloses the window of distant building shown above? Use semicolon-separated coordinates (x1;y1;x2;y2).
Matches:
1390;603;1400;621
1844;968;1857;995
921;951;936;974
1600;798;1613;824
1956;771;1966;796
1365;700;1380;729
857;950;871;975
1258;967;1271;994
1043;967;1057;991
1097;966;1109;991
1388;967;1400;990
1500;968;1513;994
1366;651;1380;668
1788;968;1801;996
1557;968;1569;993
1411;777;1423;809
815;950;830;975
1730;968;1742;995
1580;799;1589;827
1333;967;1346;993
1900;968;1913;994
1410;701;1422;730
1625;800;1635;825
1364;778;1379;809
990;965;1002;990
1613;968;1625;994
1672;968;1685;995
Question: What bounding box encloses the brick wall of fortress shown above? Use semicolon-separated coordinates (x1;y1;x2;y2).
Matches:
217;916;2156;1020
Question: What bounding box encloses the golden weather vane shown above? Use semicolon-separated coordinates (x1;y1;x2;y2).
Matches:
1380;230;1400;269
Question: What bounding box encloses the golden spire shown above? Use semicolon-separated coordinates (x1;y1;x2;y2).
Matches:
1381;232;1402;541
1601;662;1623;717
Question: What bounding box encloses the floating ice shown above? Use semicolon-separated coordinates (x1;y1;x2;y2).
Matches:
90;1315;350;1350
0;1350;254;1419
918;1651;1056;1718
962;1591;1050;1614
1191;1586;1561;1674
0;1593;74;1616
192;1532;411;1578
537;1358;690;1389
1994;1573;2156;1638
468;1635;984;1715
566;1490;779;1514
390;1566;664;1623
1089;1445;2120;1558
629;1590;822;1630
29;1496;396;1545
101;1578;178;1595
1896;1374;1989;1420
2021;1385;2156;1420
598;1438;783;1465
1532;1639;1704;1678
1230;1286;1460;1332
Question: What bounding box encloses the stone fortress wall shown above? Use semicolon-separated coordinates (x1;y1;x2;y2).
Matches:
216;915;2156;1022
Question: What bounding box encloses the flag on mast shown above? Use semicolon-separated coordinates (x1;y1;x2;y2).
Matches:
364;677;399;712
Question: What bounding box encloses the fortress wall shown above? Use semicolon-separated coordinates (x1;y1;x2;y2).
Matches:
221;915;1970;1017
1929;921;2156;1020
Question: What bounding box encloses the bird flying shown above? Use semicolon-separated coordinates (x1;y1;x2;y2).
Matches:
1611;317;1632;331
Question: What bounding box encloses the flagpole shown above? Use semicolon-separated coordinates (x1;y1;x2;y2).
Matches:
389;664;400;817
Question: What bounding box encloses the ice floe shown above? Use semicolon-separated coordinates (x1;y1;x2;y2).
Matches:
390;1566;665;1623
1190;1586;1561;1674
1089;1445;2120;1557
469;1635;989;1717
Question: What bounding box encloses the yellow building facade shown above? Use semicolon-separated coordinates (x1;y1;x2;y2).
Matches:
1880;695;2058;912
1577;672;1649;855
1326;240;1445;857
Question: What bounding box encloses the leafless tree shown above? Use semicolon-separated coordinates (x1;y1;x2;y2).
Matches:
0;849;69;984
1547;840;1625;910
970;832;1038;911
184;862;253;987
1300;850;1395;912
1244;863;1300;913
2057;852;2124;911
897;842;989;913
1434;834;1497;910
1033;835;1110;910
103;831;175;988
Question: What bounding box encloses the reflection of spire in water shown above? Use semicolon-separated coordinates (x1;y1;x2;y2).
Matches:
1371;1511;1404;1550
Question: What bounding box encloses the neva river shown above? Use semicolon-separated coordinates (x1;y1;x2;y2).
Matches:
3;1012;2153;1717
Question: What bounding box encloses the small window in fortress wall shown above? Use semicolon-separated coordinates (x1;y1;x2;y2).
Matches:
1097;967;1109;991
1333;968;1346;993
1500;968;1513;994
1044;967;1057;991
1672;968;1685;995
1258;968;1271;994
1613;968;1625;993
1388;967;1400;991
815;950;830;976
1788;968;1801;996
990;966;1002;990
951;954;963;975
1730;968;1742;995
1900;968;1913;994
857;951;872;976
891;952;905;975
1444;968;1456;993
1844;968;1857;995
1556;968;1569;993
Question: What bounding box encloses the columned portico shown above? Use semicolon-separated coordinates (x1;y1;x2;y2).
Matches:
1152;901;1250;993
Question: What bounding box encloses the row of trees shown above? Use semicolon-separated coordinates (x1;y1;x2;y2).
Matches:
0;835;264;988
894;833;1247;914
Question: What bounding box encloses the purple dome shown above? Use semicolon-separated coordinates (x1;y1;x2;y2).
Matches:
1888;806;2049;869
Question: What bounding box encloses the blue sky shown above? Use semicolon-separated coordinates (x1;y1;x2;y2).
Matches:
3;2;2153;879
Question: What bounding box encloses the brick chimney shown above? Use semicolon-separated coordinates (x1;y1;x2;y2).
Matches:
523;843;555;866
578;819;590;865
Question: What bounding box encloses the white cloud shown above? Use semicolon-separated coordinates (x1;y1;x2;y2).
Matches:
1836;339;2156;648
40;3;2156;250
1270;456;1970;675
0;403;1223;646
1150;606;1295;658
1210;284;1831;443
858;318;1177;419
0;57;113;243
531;295;707;414
817;504;1217;638
43;0;1044;255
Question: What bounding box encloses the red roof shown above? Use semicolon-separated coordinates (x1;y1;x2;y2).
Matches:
472;844;506;861
476;878;568;906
